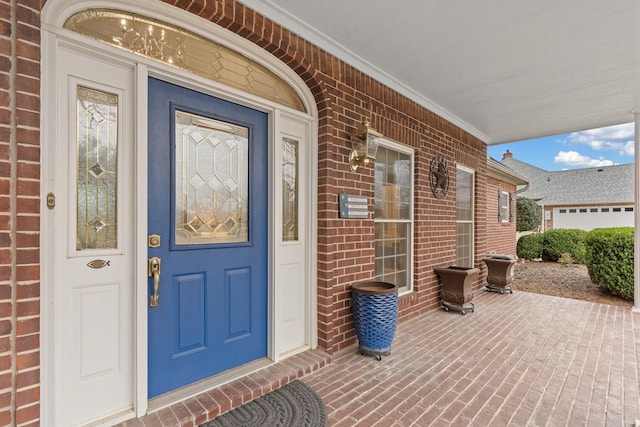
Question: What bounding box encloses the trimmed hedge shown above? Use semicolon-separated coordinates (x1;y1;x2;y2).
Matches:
585;227;634;301
542;229;587;264
516;233;543;260
516;228;587;264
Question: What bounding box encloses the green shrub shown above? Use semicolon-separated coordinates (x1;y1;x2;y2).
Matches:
542;229;587;264
516;197;542;232
585;227;634;300
517;233;544;260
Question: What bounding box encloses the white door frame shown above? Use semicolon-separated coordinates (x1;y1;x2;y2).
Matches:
41;0;318;424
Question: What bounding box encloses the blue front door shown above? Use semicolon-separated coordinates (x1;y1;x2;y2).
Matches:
147;78;268;398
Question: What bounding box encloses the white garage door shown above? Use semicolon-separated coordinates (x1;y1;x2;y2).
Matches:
553;207;634;231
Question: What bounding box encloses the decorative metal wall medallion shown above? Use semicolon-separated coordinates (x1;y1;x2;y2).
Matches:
430;155;449;199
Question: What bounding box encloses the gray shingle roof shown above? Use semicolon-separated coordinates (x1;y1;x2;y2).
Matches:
487;156;529;185
501;156;633;205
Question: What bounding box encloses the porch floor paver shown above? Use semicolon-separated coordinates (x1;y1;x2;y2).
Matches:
123;290;640;426
303;290;640;426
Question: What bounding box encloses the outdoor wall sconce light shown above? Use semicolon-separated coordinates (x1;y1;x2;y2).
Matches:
349;119;382;172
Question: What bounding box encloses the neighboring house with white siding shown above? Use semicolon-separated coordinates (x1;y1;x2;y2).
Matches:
500;151;634;231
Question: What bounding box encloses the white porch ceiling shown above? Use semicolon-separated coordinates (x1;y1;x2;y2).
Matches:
238;0;640;145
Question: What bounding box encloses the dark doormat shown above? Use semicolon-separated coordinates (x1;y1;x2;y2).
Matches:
200;380;327;427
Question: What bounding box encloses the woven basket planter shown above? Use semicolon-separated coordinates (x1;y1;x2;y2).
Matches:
351;281;398;359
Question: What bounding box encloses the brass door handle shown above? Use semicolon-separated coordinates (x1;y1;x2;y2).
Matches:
148;257;162;307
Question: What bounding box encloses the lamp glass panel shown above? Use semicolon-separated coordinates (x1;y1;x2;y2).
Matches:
366;134;380;158
351;137;367;157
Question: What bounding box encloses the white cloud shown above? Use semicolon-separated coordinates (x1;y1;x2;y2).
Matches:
564;122;634;157
621;140;634;156
554;150;614;168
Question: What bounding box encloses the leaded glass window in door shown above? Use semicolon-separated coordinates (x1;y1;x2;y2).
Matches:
174;111;249;245
282;138;299;241
76;86;119;250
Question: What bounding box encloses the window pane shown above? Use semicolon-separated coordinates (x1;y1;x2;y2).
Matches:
374;143;413;292
456;167;474;267
456;168;473;221
282;138;299;241
76;86;118;250
375;222;411;289
500;191;509;221
375;146;411;220
456;222;472;267
174;111;249;245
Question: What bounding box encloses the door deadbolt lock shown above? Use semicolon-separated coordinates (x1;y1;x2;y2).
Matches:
148;234;161;248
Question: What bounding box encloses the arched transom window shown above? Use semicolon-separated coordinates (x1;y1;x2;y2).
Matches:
64;9;306;112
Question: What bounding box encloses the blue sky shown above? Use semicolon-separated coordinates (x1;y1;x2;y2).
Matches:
487;122;635;171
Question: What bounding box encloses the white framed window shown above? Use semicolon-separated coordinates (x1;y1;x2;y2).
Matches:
456;165;475;268
374;140;414;293
499;190;509;222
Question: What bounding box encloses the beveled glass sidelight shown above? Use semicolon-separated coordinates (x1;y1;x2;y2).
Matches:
76;86;119;250
282;138;299;241
64;9;306;112
174;111;249;245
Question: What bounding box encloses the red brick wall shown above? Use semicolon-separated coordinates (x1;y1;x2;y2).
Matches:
486;176;517;256
3;0;490;422
1;1;42;426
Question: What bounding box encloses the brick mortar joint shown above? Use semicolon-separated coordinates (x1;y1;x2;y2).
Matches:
9;0;18;425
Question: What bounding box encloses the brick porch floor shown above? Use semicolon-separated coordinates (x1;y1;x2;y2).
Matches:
122;290;640;426
306;290;640;426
